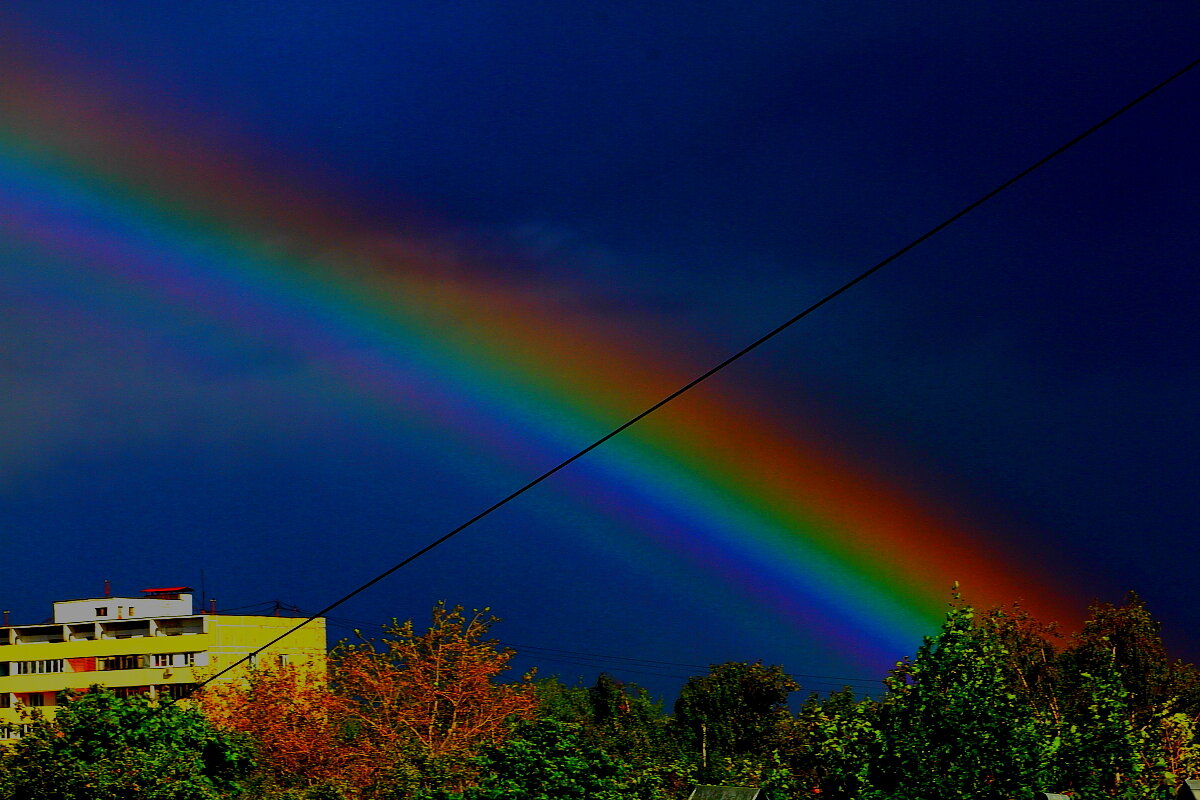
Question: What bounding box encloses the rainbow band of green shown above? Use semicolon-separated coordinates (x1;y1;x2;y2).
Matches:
0;55;1077;670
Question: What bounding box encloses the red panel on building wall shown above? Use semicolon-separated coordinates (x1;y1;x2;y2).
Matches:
67;657;96;673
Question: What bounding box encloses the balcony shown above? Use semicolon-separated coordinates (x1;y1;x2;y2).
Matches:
99;621;151;640
9;626;66;645
154;617;204;636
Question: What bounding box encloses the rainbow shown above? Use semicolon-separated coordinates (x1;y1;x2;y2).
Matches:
0;45;1077;671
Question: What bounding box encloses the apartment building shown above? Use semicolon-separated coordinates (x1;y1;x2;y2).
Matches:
0;586;326;738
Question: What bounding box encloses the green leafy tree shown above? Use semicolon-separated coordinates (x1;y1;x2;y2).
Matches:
673;661;798;782
1060;592;1176;726
532;677;593;726
588;673;678;761
784;688;879;799
1051;660;1144;798
457;718;626;800
533;675;686;800
758;750;801;800
1051;592;1200;798
869;603;1054;800
978;602;1063;720
1145;708;1200;797
0;687;254;800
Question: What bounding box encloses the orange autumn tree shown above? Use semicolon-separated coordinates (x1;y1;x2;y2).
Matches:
332;601;538;782
200;662;375;792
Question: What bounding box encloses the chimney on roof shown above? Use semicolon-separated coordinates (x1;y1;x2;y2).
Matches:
103;579;111;597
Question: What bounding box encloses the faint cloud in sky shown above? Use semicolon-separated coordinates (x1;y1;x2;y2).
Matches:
0;301;341;489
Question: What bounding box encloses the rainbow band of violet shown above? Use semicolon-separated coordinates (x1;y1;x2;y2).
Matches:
0;51;1077;671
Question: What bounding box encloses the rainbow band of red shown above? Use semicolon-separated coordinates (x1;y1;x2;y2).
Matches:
0;48;1078;669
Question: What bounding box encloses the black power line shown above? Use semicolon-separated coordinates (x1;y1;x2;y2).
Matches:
170;53;1200;705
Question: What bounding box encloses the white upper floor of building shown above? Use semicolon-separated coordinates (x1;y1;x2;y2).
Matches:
52;587;194;624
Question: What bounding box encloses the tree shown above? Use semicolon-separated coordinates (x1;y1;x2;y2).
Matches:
532;675;687;800
458;719;626;800
200;663;372;795
1053;593;1200;798
1147;708;1200;797
0;687;254;800
331;602;538;792
869;603;1054;800
673;661;798;782
978;602;1063;720
784;687;879;799
1050;660;1144;799
1058;591;1193;729
532;677;593;727
586;673;675;760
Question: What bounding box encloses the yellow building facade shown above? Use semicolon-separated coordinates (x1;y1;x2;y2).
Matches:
0;587;326;738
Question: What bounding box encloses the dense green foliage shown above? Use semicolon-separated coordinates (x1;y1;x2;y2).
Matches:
4;593;1199;799
456;719;625;800
869;604;1052;799
0;687;254;800
674;661;798;783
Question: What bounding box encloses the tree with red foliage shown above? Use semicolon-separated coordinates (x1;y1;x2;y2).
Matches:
332;602;539;790
200;663;374;793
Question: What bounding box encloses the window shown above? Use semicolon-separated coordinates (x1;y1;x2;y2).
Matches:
101;655;140;671
0;693;10;708
157;683;198;701
277;654;290;666
15;659;64;675
67;657;97;673
113;686;149;699
0;724;25;739
152;653;197;668
128;607;135;617
25;693;43;707
95;607;108;617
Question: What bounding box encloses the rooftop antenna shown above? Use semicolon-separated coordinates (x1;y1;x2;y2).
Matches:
3;610;9;627
199;569;206;615
270;600;302;617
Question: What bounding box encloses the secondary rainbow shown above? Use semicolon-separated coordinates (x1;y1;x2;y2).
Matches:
0;52;1078;671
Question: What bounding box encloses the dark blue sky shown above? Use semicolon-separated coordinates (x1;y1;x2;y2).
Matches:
1;2;1198;700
